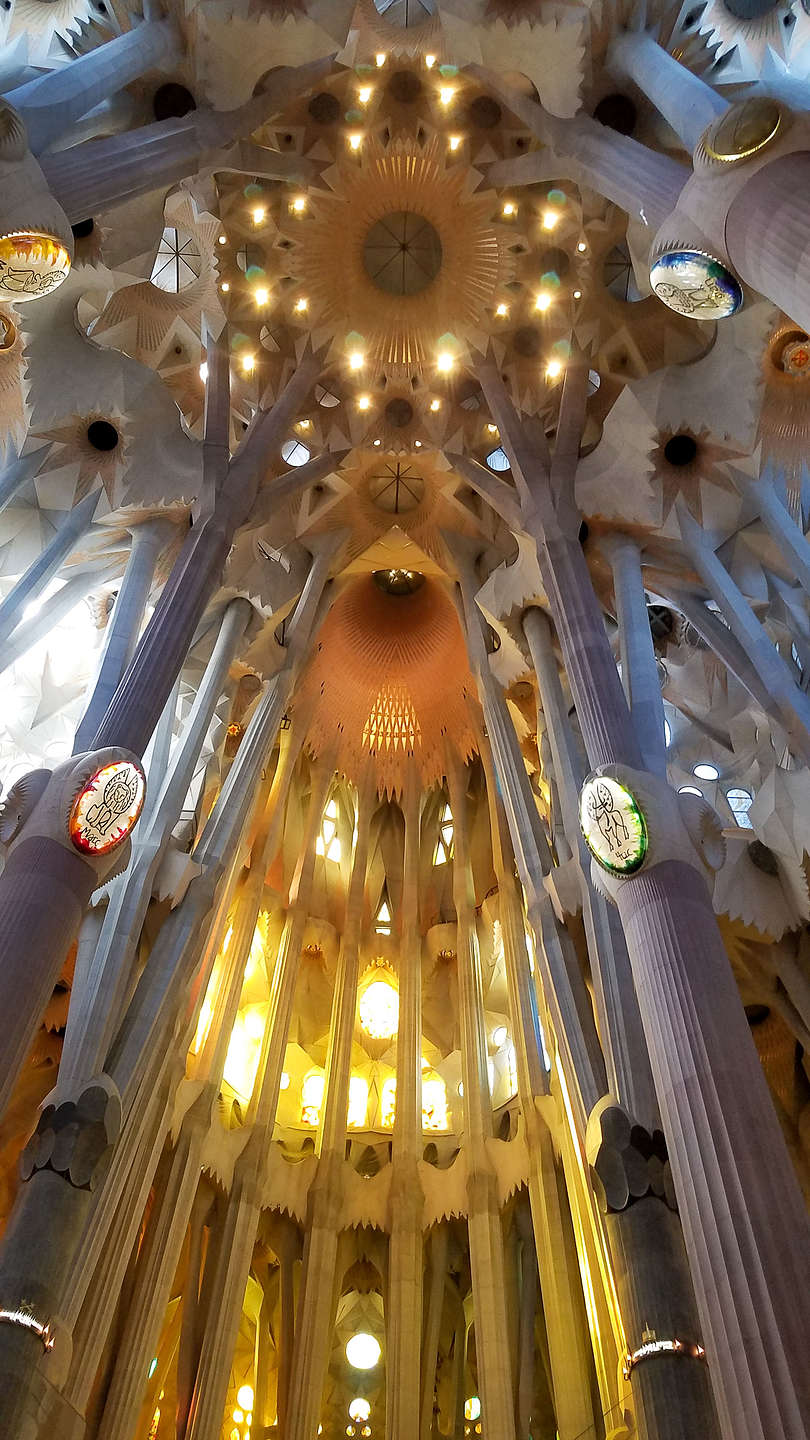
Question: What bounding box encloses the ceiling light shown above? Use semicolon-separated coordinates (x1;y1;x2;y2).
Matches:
414;439;422;447
241;354;255;373
221;281;230;292
430;398;441;411
577;240;588;252
346;1333;381;1369
535;292;551;311
373;438;381;446
449;135;462;151
375;52;386;66
218;234;227;245
545;358;563;380
541;209;559;230
357;395;371;410
349;351;365;370
486;423;498;434
254;287;269;305
291;196;306;213
425;53;436;68
349;133;363;150
358;86;372;104
502;201;516;216
349;1400;371;1422
252;205;266;225
437;351;454;372
495;302;508;317
693;763;719;781
573;289;582;300
439;86;454;105
492;1025;508;1046
297;418;311;429
294;297;308;312
199;362;208;382
237;1386;254;1411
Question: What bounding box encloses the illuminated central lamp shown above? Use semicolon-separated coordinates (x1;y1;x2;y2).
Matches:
346;1333;381;1369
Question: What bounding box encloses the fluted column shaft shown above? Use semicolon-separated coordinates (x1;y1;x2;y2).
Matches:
287;782;374;1440
448;766;516;1440
523;520;810;1439
728;152;810;339
74;518;176;754
523;605;656;1128
601;534;667;777
182;765;330;1440
387;781;424;1440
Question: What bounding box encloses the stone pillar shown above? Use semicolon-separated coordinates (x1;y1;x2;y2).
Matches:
523;605;657;1129
286;778;375;1440
607;31;727;150
599;534;667;777
58;596;252;1092
73;517;176;755
182;763;332;1440
4;10;181;155
447;765;516;1440
386;779;425;1440
726;150;810;336
0;489;99;649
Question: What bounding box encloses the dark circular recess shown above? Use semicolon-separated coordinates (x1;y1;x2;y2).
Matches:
71;218;94;239
664;434;698;467
540;246;570;279
468;94;502;129
363;212;442;296
747;840;780;876
593;93;637;135
307;91;341;124
372;568;425;596
745;1003;772;1026
87;420;120;452
153;83;196;121
724;0;778;17
385;397;415;428
513;326;542;358
387;70;423;104
648;605;675;641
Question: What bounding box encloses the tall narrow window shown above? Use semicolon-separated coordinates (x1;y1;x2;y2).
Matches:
726;788;754;829
347;1075;369;1128
375;890;392;935
301;1070;325;1126
433;802;454;865
422;1071;449;1130
381;1076;397;1128
315;797;341;862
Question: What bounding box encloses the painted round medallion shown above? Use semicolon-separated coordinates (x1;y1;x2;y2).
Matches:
69;759;146;855
650;250;743;320
704;98;782;164
0;232;71;302
579;774;648;876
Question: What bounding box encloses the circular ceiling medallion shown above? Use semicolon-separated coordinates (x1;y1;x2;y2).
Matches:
363;212;442;296
650;250;743;320
69;759;146;855
0;232;71;302
580;774;648;875
782;336;810;376
368;460;425;512
704;97;781;163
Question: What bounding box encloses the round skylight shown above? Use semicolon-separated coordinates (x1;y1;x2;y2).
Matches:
693;763;719;781
281;439;311;467
346;1333;381;1369
349;1399;371;1422
363;212;442;296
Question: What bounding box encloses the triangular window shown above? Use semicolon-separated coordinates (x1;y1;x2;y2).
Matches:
315;796;341;862
433;801;454;866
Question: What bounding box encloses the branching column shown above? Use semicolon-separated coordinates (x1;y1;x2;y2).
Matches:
386;780;425;1440
447;765;516;1440
287;778;375;1440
